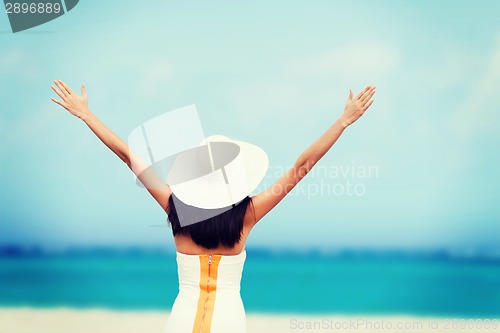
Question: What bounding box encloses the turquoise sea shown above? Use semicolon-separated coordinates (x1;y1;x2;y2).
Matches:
1;247;499;317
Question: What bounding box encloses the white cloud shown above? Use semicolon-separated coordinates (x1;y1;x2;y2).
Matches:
228;79;304;126
283;41;400;78
136;61;173;97
228;42;400;125
0;49;24;71
413;46;478;90
0;48;40;80
3;104;61;146
451;35;500;139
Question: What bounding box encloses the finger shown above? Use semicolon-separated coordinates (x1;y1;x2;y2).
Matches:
348;89;353;101
361;88;376;105
359;87;375;103
81;84;87;97
356;86;371;100
50;97;66;108
363;99;374;111
58;80;75;95
54;80;68;96
51;85;66;100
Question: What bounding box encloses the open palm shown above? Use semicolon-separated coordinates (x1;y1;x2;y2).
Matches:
50;80;89;119
340;85;376;128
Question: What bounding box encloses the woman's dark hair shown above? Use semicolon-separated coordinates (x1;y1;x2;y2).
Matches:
167;194;253;249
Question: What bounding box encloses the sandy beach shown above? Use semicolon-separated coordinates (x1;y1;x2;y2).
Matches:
1;307;498;333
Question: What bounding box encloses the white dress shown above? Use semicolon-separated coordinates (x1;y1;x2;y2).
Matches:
164;250;247;333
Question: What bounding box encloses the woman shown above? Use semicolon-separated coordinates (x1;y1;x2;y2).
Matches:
50;80;375;332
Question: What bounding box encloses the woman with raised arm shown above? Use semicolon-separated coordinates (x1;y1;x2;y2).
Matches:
51;80;375;333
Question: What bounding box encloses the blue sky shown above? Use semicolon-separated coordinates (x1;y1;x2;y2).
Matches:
1;1;499;251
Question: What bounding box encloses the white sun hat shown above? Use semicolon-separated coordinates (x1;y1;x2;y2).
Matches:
167;134;269;210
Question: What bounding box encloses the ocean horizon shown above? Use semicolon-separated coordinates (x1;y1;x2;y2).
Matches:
1;245;499;318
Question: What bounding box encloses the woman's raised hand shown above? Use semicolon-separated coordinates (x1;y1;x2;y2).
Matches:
51;80;90;119
338;85;376;128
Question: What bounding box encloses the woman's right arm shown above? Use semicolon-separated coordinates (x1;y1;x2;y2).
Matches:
51;80;171;212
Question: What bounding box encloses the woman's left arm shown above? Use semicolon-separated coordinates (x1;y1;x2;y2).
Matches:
246;86;376;226
51;80;171;212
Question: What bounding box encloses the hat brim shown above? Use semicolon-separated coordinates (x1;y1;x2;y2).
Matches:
134;136;268;210
168;136;268;209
